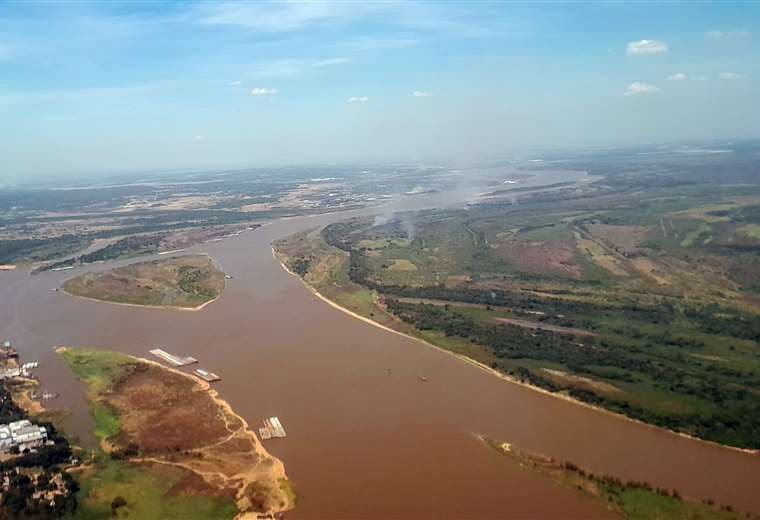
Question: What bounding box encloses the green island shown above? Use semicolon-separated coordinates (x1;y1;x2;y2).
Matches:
58;347;295;519
483;438;740;519
62;254;226;310
274;169;760;451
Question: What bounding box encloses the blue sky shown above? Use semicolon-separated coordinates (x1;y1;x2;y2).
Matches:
1;1;759;179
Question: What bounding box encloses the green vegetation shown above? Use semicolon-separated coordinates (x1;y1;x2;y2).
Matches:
79;235;163;263
0;235;91;265
486;440;740;520
60;349;134;444
278;478;298;508
70;457;237;520
61;348;233;519
739;224;760;239
276;172;760;450
60;349;134;396
681;222;712;247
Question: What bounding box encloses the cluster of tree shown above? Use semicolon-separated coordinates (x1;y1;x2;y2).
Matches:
684;304;760;343
385;299;760;449
386;300;660;377
0;384;79;518
321;219;369;252
0;235;91;265
80;234;165;263
0;469;79;519
290;256;311;277
177;265;215;297
372;282;669;324
559;460;683;501
728;204;760;224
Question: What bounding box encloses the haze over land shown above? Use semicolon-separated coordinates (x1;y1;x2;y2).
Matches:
3;2;760;519
1;1;759;181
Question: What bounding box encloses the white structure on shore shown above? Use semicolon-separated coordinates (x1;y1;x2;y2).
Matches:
0;420;48;452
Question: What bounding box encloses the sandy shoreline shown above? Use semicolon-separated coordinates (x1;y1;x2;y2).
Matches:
272;247;758;456
59;288;221;312
58;252;225;312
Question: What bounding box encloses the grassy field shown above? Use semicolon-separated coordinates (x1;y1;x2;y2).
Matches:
71;457;237;520
275;180;760;450
59;348;134;444
62;254;225;309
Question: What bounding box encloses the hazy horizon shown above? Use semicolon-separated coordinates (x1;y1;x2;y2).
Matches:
2;1;759;181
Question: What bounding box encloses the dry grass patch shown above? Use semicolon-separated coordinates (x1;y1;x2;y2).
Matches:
387;259;418;271
63;254;225;309
495;239;582;278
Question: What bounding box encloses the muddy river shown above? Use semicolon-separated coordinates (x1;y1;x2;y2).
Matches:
2;182;760;518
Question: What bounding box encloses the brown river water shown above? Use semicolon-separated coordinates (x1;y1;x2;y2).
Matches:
2;185;760;518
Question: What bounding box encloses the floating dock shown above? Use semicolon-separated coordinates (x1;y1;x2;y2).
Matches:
158;249;185;255
193;368;220;382
149;349;197;367
258;416;287;440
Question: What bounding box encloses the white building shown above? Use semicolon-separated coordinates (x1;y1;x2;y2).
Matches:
0;420;48;452
0;426;13;451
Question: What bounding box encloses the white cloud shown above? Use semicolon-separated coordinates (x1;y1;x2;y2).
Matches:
667;73;688;81
719;72;746;80
625;82;660;96
230;80;242;86
347;96;368;103
194;1;353;32
626;39;668;55
413;90;433;97
249;57;350;79
705;29;750;40
192;1;507;37
250;87;278;96
192;135;205;141
311;57;351;67
335;36;421;51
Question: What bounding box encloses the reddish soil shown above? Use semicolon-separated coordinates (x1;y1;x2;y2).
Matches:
109;364;229;452
495;239;582;279
166;467;238;500
586;224;650;256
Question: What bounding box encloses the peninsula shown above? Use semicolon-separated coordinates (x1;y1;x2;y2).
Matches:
58;347;296;519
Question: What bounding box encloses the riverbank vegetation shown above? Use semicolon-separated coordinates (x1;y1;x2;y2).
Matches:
275;158;760;451
59;347;295;518
484;438;741;520
61;255;226;309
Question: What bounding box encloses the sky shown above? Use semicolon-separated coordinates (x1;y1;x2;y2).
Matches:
1;1;759;180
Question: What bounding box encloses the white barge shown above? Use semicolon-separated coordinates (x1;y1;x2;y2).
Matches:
193;368;220;382
258;416;287;440
149;348;197;367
